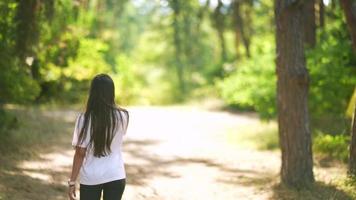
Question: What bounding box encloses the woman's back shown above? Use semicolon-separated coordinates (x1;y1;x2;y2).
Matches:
72;109;129;185
68;74;128;200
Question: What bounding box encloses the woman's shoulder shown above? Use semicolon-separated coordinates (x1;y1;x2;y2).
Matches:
115;106;129;115
114;107;129;130
76;112;84;121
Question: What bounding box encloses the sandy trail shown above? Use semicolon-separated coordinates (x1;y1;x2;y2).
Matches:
9;106;281;200
122;106;279;200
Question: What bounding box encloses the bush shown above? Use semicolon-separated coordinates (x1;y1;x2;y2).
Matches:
217;35;276;120
313;133;349;162
307;18;356;133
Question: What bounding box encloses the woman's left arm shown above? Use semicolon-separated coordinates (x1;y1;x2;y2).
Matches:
68;147;86;200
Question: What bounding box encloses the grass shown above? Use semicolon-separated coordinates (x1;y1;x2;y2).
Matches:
0;105;76;157
225;117;356;199
226;119;350;163
225;120;279;151
0;105;77;200
271;181;356;200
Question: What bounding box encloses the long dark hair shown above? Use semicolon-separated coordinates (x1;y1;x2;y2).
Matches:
77;74;128;157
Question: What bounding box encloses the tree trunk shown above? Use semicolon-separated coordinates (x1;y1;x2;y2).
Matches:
213;0;227;62
340;0;356;51
331;0;337;9
232;0;251;58
341;0;356;176
171;0;185;95
349;98;356;176
304;0;316;47
232;0;241;57
197;0;210;30
319;0;325;28
15;0;40;61
275;0;315;187
217;28;227;62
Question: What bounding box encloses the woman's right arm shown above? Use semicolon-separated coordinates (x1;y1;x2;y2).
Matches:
68;146;86;200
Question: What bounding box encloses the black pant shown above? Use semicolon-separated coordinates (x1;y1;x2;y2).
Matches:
80;179;125;200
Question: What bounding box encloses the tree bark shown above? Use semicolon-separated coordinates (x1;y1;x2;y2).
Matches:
319;0;325;28
213;0;227;62
341;0;356;176
197;0;210;30
303;0;316;47
340;0;356;51
349;97;356;176
171;0;185;95
232;0;251;58
275;0;315;187
15;0;40;61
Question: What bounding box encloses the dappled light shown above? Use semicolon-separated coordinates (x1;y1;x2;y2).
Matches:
1;107;281;199
1;0;356;199
0;106;353;199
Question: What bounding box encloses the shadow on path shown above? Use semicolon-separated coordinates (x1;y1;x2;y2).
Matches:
124;138;276;189
270;182;353;200
0;107;76;200
0;106;353;200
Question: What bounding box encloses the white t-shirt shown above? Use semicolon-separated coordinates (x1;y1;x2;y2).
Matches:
72;110;128;185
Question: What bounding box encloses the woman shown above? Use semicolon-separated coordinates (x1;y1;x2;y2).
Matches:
68;74;129;200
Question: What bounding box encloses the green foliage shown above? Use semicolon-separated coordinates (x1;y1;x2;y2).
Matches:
306;11;356;133
64;38;111;80
313;133;349;162
0;0;355;114
0;58;40;104
218;5;356;132
112;55;143;105
218;35;276;119
216;1;277;119
0;1;40;104
163;0;223;97
307;19;356;128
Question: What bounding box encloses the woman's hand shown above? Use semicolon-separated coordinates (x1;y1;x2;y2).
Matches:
68;185;76;200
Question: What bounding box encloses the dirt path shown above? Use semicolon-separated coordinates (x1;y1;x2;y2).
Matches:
1;106;349;200
122;106;280;200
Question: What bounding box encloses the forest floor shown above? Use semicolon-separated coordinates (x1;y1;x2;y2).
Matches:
0;105;354;200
